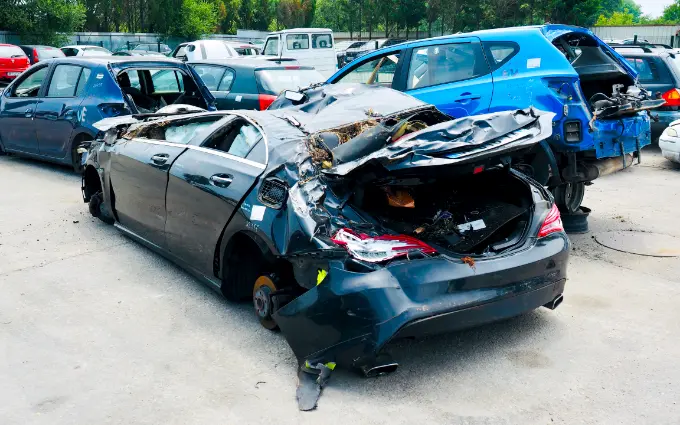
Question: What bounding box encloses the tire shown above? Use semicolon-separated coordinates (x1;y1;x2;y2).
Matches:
89;192;115;225
552;182;585;214
221;239;270;302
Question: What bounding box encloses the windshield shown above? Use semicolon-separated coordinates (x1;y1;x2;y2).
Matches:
256;68;325;94
0;45;27;58
348;42;367;49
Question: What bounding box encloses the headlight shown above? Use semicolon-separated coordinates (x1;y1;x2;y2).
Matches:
665;127;678;137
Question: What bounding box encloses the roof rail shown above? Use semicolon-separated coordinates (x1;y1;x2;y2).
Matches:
609;43;653;53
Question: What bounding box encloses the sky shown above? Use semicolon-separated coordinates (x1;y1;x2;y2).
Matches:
641;0;675;17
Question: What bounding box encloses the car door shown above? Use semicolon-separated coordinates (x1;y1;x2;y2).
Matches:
403;39;493;118
190;64;235;110
164;116;266;276
108;133;188;248
0;64;49;154
263;36;281;57
34;64;92;160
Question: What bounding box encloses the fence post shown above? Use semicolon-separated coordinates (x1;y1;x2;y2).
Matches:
672;36;675;48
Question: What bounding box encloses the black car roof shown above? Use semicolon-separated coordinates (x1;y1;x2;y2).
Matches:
189;58;314;70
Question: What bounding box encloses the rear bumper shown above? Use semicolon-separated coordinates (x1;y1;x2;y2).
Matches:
274;232;570;368
0;69;27;81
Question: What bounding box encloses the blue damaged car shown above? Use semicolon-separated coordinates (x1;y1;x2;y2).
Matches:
0;57;215;171
319;25;663;213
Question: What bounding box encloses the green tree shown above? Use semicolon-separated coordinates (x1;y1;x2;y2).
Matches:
663;0;680;22
595;9;635;25
0;0;86;45
169;0;218;38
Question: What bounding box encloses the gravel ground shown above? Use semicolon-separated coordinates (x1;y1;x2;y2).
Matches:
1;147;679;425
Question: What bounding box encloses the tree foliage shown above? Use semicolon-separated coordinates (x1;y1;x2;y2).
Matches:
2;0;675;45
0;0;86;45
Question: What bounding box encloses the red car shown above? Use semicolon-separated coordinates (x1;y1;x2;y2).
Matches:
0;44;30;82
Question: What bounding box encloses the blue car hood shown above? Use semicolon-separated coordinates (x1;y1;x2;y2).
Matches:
541;25;638;80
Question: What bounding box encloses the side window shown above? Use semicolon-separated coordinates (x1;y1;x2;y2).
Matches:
245;140;266;163
127;70;141;89
335;52;401;86
407;42;489;90
151;70;182;93
192;65;226;91
175;45;187;58
482;41;519;71
203;120;263;159
625;57;657;82
47;65;83;97
264;37;279;56
10;66;49;98
312;34;333;49
286;34;310;50
75;68;92;97
218;69;235;91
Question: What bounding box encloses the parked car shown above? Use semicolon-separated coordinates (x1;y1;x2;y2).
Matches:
659;120;680;163
189;58;324;110
82;84;568;374
334;40;356;67
171;40;260;61
0;44;30;83
123;42;171;55
18;45;65;64
341;38;406;66
321;25;663;213
262;28;336;77
112;50;165;57
60;45;113;57
0;57;215;170
614;45;680;138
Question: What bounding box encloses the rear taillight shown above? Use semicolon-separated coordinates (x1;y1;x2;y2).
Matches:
662;89;680;106
538;204;564;238
98;103;130;118
331;228;437;263
258;94;277;110
33;48;39;63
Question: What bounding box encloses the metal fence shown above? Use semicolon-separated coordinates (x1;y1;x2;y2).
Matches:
590;25;680;46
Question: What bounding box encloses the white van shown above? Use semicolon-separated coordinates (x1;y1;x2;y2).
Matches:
262;28;336;77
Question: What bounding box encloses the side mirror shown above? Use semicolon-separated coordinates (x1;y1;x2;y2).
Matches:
284;90;306;103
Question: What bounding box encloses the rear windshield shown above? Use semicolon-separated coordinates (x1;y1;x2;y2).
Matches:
82;47;111;56
0;45;27;58
37;47;65;59
235;47;259;55
256;68;325;95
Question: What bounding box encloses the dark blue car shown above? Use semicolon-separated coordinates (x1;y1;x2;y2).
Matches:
325;25;661;212
0;57;215;171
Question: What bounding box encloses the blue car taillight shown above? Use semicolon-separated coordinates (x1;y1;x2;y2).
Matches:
98;103;130;118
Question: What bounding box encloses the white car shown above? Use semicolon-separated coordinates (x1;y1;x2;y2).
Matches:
171;40;260;61
60;45;112;57
659;120;680;163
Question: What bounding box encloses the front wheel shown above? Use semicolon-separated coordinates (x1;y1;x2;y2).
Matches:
89;192;115;224
552;182;585;214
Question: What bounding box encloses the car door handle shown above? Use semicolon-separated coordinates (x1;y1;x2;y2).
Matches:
24;108;34;118
210;174;233;188
151;153;169;165
455;93;481;102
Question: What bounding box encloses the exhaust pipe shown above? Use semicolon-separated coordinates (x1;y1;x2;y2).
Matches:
583;154;634;180
360;354;399;378
543;294;564;310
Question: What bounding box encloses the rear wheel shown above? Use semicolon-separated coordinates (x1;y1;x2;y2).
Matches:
552;182;585;214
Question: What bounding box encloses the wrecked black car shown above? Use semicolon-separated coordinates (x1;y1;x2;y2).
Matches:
82;84;569;377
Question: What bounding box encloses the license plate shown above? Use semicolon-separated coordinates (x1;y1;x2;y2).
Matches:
7;72;20;77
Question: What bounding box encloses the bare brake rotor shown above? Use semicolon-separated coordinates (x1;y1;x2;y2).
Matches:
253;275;280;330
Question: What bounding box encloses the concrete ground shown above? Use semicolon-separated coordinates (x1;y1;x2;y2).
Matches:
1;147;679;425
